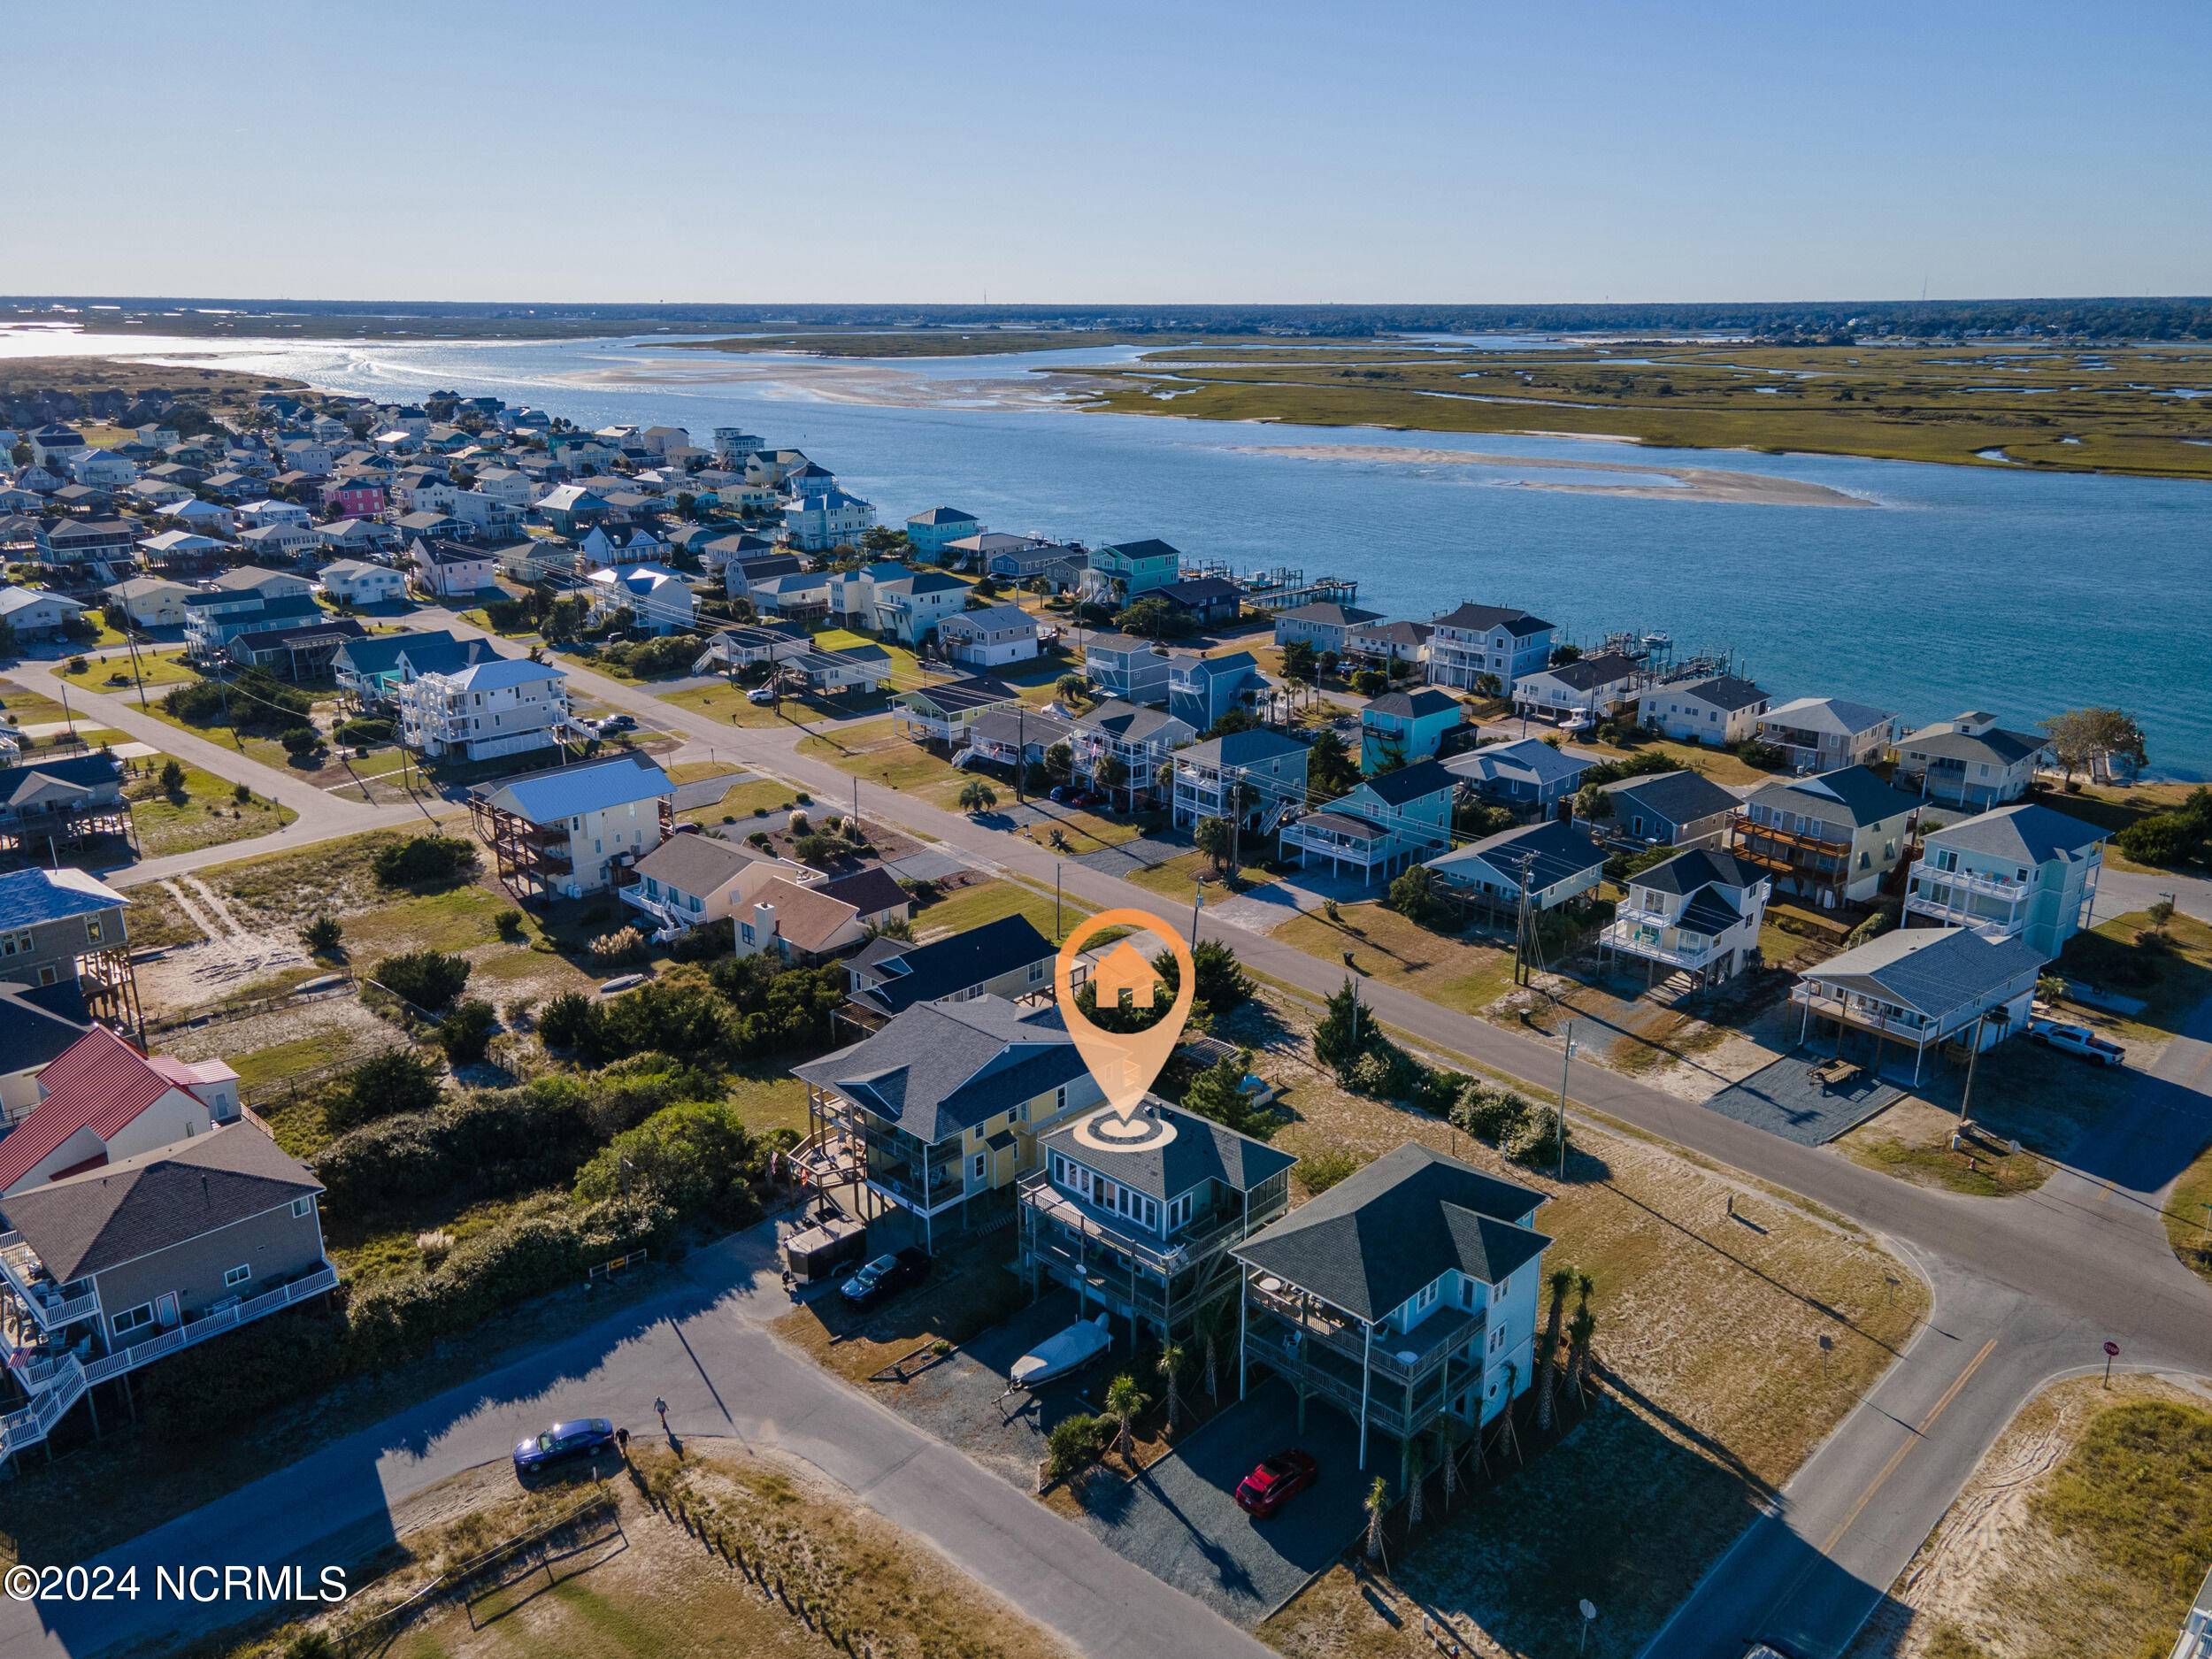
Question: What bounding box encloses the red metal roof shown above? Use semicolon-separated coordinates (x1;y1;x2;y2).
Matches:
0;1028;184;1192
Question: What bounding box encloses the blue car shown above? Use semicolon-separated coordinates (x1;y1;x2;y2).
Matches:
513;1417;618;1479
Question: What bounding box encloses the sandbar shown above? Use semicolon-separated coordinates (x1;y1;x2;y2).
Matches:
1232;443;1874;508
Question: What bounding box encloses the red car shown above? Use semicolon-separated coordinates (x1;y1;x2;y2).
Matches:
1234;1449;1318;1517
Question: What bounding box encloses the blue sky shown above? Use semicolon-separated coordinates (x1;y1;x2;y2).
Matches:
8;1;2208;303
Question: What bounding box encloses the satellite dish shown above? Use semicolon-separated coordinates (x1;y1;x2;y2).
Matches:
1579;1600;1597;1621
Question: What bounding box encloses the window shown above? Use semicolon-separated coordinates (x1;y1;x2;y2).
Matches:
1489;1324;1507;1353
291;1195;314;1218
1054;1085;1067;1111
86;918;103;943
224;1263;252;1287
1028;961;1046;983
1417;1281;1440;1310
1460;1279;1475;1310
972;1152;987;1183
111;1302;154;1338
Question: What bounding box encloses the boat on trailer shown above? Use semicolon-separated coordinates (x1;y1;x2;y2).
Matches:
1009;1312;1111;1389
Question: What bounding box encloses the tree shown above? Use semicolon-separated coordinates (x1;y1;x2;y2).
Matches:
1363;1476;1390;1563
1182;1048;1266;1136
2035;972;2067;1004
373;949;472;1012
1044;741;1074;783
299;914;342;955
1306;728;1359;797
2147;896;2177;933
330;1048;442;1131
1176;937;1255;1017
1194;814;1233;874
1351;667;1387;698
1280;639;1317;683
1536;1264;1576;1433
1549;642;1582;665
1573;781;1614;824
957;779;999;815
1054;672;1088;707
1387;863;1444;928
1103;1373;1147;1461
1157;1343;1185;1432
1314;976;1366;1071
438;998;496;1064
2041;707;2148;783
1115;596;1183;640
1564;1272;1596;1405
157;758;187;795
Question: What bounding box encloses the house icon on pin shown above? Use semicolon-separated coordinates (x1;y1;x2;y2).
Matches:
1092;941;1166;1011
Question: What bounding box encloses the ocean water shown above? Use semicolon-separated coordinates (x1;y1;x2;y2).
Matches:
12;328;2209;777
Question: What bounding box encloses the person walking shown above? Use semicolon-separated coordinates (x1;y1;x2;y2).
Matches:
654;1396;669;1438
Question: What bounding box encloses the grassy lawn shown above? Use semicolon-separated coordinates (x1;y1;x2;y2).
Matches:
1010;799;1149;854
911;875;1084;943
0;680;68;727
1847;1377;2212;1659
1125;849;1280;907
1578;730;1778;788
139;699;304;773
226;1027;385;1094
1275;900;1516;1016
1235;991;1928;1659
679;776;803;826
125;757;295;856
726;1067;809;1138
2165;1142;2212;1286
655;680;836;729
795;718;966;805
58;647;199;694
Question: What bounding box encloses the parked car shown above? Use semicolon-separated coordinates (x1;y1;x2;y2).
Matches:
598;712;637;733
747;685;779;704
839;1248;929;1309
2028;1018;2124;1066
513;1417;618;1479
1233;1448;1318;1517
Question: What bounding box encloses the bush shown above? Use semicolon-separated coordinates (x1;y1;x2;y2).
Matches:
494;907;525;940
371;833;479;888
538;990;595;1051
299;914;342;954
1387;864;1447;928
1046;1413;1108;1480
1453;1084;1536;1146
373;949;472;1011
1502;1105;1567;1167
572;1100;770;1229
326;1048;444;1133
279;725;324;759
598;634;698;678
588;925;645;964
1296;1149;1366;1194
438;998;497;1064
157;758;187;795
232;781;252;805
333;716;395;747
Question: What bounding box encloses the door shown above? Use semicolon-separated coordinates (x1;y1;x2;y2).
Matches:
154;1292;180;1331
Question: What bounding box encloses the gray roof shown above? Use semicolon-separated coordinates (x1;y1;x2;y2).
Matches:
1430;602;1552;636
2;1124;321;1283
1632;847;1764;899
1233;1143;1548;1321
1044;1100;1295;1205
1761;695;1894;737
0;979;88;1077
1431;818;1605;890
1747;764;1921;830
1921;802;2106;865
894;675;1018;716
1357;757;1459;807
632;832;761;895
1801;926;2047;1018
1530;650;1641;691
1177;729;1309;771
794;995;1087;1143
1447;737;1591;788
1075;700;1189;742
1276;603;1381;627
966;706;1074;750
1662;674;1768;714
849;914;1054;1017
1364;687;1460;721
1899;722;2047;769
1602;768;1740;828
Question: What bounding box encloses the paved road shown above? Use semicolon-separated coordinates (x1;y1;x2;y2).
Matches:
42;621;2212;1656
0;1227;1271;1659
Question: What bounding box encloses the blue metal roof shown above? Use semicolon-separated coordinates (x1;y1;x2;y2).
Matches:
0;867;127;930
484;756;672;824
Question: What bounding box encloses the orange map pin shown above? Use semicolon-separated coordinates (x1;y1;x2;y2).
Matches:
1054;908;1196;1124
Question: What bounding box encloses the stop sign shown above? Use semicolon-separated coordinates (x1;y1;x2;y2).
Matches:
2104;1340;2120;1358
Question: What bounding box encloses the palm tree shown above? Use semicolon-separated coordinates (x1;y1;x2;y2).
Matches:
1440;1429;1460;1511
1363;1475;1390;1565
1566;1303;1597;1409
1202;1329;1219;1402
1157;1343;1185;1432
1404;1441;1426;1529
1103;1373;1147;1462
956;779;997;816
1537;1264;1575;1433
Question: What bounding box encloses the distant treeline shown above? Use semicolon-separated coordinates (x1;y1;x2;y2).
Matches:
8;295;2210;342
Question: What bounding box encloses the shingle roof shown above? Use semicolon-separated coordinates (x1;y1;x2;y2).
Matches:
632;832;760;895
1921;803;2107;865
894;675;1018;716
1430;603;1553;637
1357;758;1459;807
1158;577;1241;607
1749;764;1921;830
1603;768;1740;828
1662;674;1768;714
1233;1143;1548;1320
1631;847;1764;898
482;754;670;824
1;1122;321;1282
795;995;1090;1144
940;603;1035;635
909;506;979;526
1899;723;2047;769
849;914;1055;1017
1364;687;1460;721
1074;700;1189;743
1044;1101;1295;1204
1429;818;1605;890
1176;729;1309;771
1276;602;1381;627
1099;538;1182;564
436;656;564;693
0;866;127;930
1761;695;1894;737
1801;926;2047;1018
746;877;861;954
1447;737;1590;788
1530;650;1641;691
814;866;910;918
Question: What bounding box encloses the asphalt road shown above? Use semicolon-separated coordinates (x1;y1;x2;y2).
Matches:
34;623;2212;1658
0;1229;1272;1659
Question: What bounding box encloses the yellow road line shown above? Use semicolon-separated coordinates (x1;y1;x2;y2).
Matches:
1820;1337;1997;1555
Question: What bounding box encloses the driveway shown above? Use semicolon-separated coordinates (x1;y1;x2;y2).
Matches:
1079;1379;1367;1626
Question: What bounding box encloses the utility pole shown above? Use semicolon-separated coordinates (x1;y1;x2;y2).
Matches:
1190;875;1205;947
1055;862;1063;943
1557;1020;1575;1180
1015;708;1025;804
1956;1010;1988;1137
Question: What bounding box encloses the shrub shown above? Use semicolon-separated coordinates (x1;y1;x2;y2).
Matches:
1297;1150;1366;1194
1503;1106;1567;1167
494;907;525;940
157;758;188;795
666;916;734;962
416;1230;456;1269
1387;864;1447;928
299;914;342;955
279;725;324;759
572;1100;770;1228
1046;1413;1108;1480
373;949;472;1011
538;990;595;1051
588;925;645;964
438;998;497;1064
371;833;479;888
232;781;252;805
1453;1085;1535;1146
333;716;395;747
327;1048;443;1132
